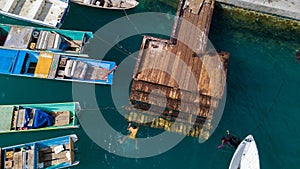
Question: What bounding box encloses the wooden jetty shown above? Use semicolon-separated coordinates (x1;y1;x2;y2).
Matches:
127;0;230;139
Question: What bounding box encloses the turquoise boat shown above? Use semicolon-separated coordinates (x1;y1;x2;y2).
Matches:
0;48;117;85
0;23;93;55
0;0;70;28
0;102;81;134
0;134;79;169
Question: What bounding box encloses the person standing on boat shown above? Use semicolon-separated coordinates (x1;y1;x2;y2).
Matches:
119;121;140;149
218;130;241;149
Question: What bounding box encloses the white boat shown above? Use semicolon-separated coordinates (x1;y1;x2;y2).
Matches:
71;0;139;10
0;0;70;28
229;135;260;169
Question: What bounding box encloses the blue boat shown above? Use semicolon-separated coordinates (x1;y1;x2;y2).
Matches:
0;134;80;169
0;0;70;28
0;48;117;85
0;23;93;55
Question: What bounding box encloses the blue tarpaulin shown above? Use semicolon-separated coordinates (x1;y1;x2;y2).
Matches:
23;108;54;128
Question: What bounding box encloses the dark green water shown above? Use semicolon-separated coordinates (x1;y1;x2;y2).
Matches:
1;1;300;168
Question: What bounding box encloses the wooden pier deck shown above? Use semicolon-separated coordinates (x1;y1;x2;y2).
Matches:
127;0;229;139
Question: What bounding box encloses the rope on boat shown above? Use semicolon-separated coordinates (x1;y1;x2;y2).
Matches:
123;9;142;36
102;65;118;79
78;8;133;56
93;33;135;57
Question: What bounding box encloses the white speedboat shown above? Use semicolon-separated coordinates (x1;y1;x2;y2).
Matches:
229;135;260;169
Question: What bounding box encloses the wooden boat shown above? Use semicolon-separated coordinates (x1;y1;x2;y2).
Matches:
0;0;70;28
0;134;79;169
229;135;260;169
0;48;117;85
0;102;81;134
71;0;139;10
0;23;93;55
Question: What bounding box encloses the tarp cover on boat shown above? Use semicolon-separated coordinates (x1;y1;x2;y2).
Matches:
23;108;54;128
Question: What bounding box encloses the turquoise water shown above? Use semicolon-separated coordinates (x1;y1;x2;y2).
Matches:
0;1;300;169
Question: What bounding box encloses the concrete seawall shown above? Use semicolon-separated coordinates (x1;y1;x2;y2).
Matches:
216;0;300;20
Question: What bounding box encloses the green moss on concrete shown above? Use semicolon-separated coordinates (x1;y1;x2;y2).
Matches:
214;3;300;42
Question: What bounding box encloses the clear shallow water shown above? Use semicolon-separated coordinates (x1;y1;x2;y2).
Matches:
0;1;300;169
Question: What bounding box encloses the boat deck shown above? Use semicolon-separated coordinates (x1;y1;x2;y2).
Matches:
127;0;229;138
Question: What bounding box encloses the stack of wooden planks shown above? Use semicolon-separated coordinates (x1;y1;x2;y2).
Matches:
53;111;70;126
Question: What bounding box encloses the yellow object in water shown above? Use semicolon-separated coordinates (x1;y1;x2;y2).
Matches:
34;52;54;78
128;127;139;139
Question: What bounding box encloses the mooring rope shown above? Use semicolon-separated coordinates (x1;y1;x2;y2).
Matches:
123;9;142;36
251;80;284;133
78;8;133;56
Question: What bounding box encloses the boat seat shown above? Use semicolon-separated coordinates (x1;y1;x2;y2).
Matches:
19;0;45;19
2;0;18;12
64;60;88;79
36;31;61;50
16;109;26;128
72;61;88;79
13;151;24;169
27;149;35;169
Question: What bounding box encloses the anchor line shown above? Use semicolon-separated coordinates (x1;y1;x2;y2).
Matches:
79;8;134;57
123;9;142;36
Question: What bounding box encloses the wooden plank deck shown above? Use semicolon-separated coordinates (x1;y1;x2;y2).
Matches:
38;144;71;167
128;0;229;138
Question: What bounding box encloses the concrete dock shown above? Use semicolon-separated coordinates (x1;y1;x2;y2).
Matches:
217;0;300;20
